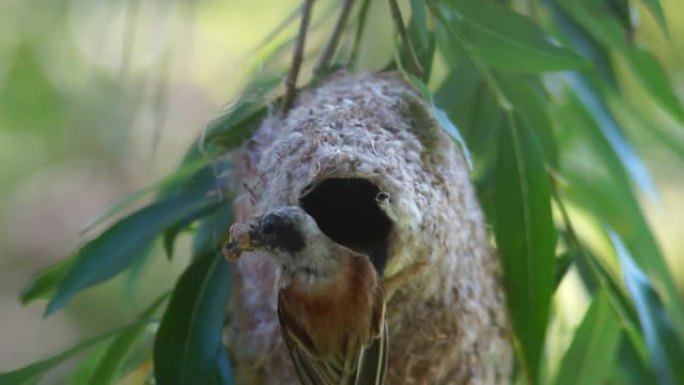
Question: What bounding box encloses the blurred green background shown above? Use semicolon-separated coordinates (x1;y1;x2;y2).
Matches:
0;0;682;383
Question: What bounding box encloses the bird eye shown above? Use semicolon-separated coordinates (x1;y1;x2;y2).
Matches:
261;221;274;234
376;192;390;202
261;215;278;235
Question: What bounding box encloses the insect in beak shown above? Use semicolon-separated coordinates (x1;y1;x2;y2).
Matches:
223;222;261;261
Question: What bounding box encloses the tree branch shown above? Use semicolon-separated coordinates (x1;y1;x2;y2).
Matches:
280;0;316;116
388;0;423;78
314;0;356;77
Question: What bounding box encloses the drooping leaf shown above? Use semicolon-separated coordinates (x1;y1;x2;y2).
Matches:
20;257;75;305
433;0;589;73
553;251;573;292
558;0;684;124
0;321;152;385
432;107;472;170
69;344;109;385
44;176;222;316
638;0;668;34
621;48;684;124
160;159;234;259
607;94;684;164
610;231;684;385
562;73;657;200
547;0;619;90
153;253;232;385
558;227;656;384
180;77;276;167
493;114;556;383
79;157;208;236
87;292;170;385
605;0;636;40
405;75;474;170
568;239;639;327
434;63;481;111
554;290;622;385
613;335;658;385
552;91;684;333
192;203;234;259
112;361;153;385
496;74;559;168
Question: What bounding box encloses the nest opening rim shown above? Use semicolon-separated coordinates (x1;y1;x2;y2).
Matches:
299;177;392;273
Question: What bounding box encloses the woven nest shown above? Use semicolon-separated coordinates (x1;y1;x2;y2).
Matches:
223;71;511;385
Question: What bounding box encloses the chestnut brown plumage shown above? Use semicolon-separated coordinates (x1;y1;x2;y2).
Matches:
227;206;388;385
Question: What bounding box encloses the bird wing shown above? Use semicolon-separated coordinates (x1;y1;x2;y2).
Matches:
354;322;388;385
278;303;388;385
278;301;350;385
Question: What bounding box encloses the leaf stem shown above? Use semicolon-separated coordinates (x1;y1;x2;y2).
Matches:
314;0;356;76
551;186;638;331
280;0;315;117
349;0;371;66
389;0;424;78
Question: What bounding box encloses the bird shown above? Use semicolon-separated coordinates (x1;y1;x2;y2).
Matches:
224;206;388;385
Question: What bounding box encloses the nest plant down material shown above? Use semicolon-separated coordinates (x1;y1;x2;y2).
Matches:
223;71;512;385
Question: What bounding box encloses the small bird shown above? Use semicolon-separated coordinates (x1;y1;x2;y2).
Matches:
224;206;388;385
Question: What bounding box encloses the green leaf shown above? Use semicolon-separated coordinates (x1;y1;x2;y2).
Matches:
558;0;684;124
607;95;684;164
20;257;75;305
86;292;170;385
192;204;234;259
79;157;208;236
552;91;684;333
553;252;573;292
638;0;668;34
621;48;684;124
0;321;152;385
69;344;109;385
44;177;222;316
493;114;556;383
180;77;276;166
563;73;657;201
559;228;656;384
160;163;232;259
496;74;559;168
553;290;622;385
547;1;619;89
404;75;473;170
610;231;684;385
434;63;481;110
614;336;658;385
604;0;636;39
153;253;232;385
434;0;589;73
432;107;472;170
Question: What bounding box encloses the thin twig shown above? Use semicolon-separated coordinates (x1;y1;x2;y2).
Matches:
314;0;355;76
349;0;371;66
280;0;315;117
388;0;423;78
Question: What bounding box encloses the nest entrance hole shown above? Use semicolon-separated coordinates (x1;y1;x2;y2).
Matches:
300;178;392;273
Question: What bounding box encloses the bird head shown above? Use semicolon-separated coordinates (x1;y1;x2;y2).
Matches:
227;206;344;277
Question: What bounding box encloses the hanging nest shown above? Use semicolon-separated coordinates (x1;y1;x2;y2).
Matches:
223;71;511;385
